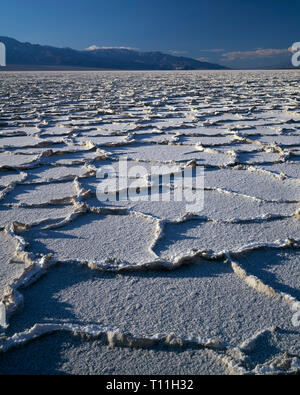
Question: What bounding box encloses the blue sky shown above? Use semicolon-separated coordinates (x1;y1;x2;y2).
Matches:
1;0;299;67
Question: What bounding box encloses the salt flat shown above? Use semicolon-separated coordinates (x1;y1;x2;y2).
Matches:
0;70;299;375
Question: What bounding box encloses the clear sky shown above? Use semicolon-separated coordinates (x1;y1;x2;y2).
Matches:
1;0;299;67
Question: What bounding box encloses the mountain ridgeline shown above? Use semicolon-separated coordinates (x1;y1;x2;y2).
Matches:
0;37;228;70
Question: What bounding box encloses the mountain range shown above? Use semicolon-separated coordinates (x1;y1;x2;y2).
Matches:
0;37;227;71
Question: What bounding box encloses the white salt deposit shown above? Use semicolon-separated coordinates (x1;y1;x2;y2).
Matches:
0;70;299;375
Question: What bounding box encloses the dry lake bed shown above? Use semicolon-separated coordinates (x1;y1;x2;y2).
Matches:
0;70;299;375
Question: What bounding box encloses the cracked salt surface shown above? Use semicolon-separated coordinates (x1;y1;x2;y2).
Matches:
5;181;77;206
0;231;24;299
236;248;300;301
155;218;300;258
24;212;158;264
5;262;296;349
0;332;229;375
0;70;299;375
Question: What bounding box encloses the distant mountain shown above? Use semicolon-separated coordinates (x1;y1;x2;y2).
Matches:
0;37;228;70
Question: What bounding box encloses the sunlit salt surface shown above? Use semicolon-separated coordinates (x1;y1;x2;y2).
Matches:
0;70;299;375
